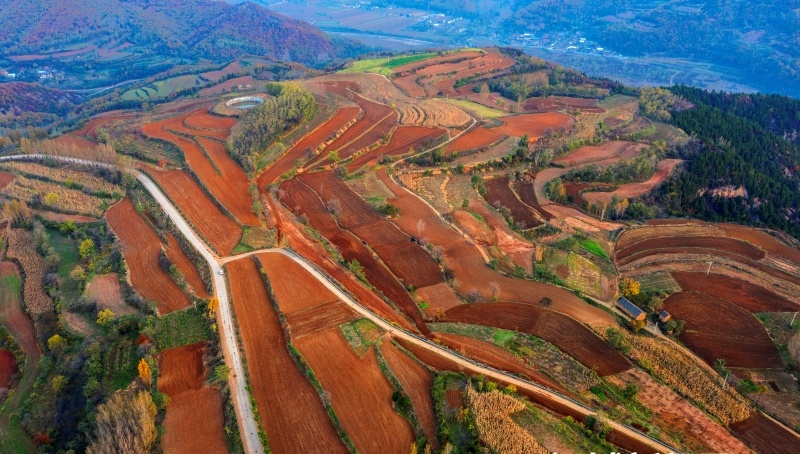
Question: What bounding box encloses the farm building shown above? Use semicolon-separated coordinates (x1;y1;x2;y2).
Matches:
659;311;672;323
616;297;645;321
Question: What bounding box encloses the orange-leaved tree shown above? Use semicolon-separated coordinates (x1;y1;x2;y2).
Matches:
138;359;152;387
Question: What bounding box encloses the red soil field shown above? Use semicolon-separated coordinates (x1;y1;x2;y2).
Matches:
444;302;631;376
0;349;17;389
432;332;568;394
456;203;535;274
143;115;259;226
729;413;800;454
51;134;98;150
483;176;542;229
391;51;484;74
616;236;766;264
144;168;241;255
563;182;613;204
0;172;15;189
158;342;206;397
164;234;209;298
552;141;643;167
513;180;555;221
184;109;236;134
257;253;337;314
671;272;798;312
285;299;357;338
583;159;683;204
0;262;40;363
161;387;228;454
83;273;131;315
431;55;515;97
720;223;800;266
448;112;573;153
393;75;426;98
445;389;464;409
105;199;190;314
294;327;415;453
256;106;361;188
226;258;348;453
664;292;783;369
376;170;615;326
380;341;438;450
277;178;429;334
524;96;605;114
73;114;135;139
198;75;256;96
346;125;445;171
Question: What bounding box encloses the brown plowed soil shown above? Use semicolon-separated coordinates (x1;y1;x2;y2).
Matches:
199;75;256;96
0;349;17;388
447;113;573;153
257;252;337;314
514;180;555;221
105;199;190;314
257;106;361;187
376;170;615;326
720;224;800;265
432;332;569;394
0;172;15;189
524;96;605;114
184;109;236;133
227;258;348;454
83;273;132;315
380;340;439;450
346;125;446;171
583;159;683;204
72;113;135;139
295;328;415;453
483;176;542;229
158;342;206;397
164;234;209;298
671;272;798;312
616;236;766;264
161;387;228;454
144;168;241;255
730;413;800;454
392;51;484;74
444;302;631;376
552;141;643;167
664;292;783;369
0;262;40;361
285;299;358;338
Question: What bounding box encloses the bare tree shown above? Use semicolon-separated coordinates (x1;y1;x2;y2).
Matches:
465;289;483;303
325;198;342;216
416;219;426;237
489;281;500;301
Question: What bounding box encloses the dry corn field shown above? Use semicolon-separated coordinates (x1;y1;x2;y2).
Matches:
1;175;112;217
33;139;118;164
1;162;122;195
616;331;751;425
466;387;549;454
6;229;54;317
397;99;471;129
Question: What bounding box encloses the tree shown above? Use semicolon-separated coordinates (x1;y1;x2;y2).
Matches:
208;297;219;318
138;359;152;387
70;265;87;282
97;309;115;327
79;239;95;260
86;391;157;454
479;82;490;101
619;277;640;297
47;334;67;351
214;365;231;382
629;318;645;332
44;192;59;206
3;200;31;226
489;281;500;301
539;296;553;307
51;375;68;392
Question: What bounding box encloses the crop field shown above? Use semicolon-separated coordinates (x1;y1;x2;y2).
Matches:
346;125;445;171
0;174;112;217
0;172;14;189
294;327;415;453
121;74;205;102
161;387;228;454
616;223;726;250
256;106;361;187
379;341;438;449
0;262;39;362
444;303;630;376
616;236;766;265
447;99;507;119
342;52;438;75
583;159;683;204
1;161;122;195
5;229;54;318
552;141;643;167
164;234;209;299
105;341;140;390
105;198;190;314
524;96;605;114
671;272;798;312
447;112;573;153
663;292;783;368
483;176;543;229
391;51;484;74
730;413;800;454
72;114;135;139
286;299;357;338
226;258;348;453
429;54;516;97
719;224;800;265
0;349;16;389
144;168;241;255
83;273;132;315
200;75;257;97
153;308;211;351
158;342;206;397
466;387;548;454
513;180;555;221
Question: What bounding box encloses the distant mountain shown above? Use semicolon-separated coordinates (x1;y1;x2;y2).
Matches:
0;0;353;67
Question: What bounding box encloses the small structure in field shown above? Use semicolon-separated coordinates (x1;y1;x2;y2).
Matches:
659;311;672;323
616;296;645;321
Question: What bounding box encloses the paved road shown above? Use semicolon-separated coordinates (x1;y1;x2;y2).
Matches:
7;153;681;453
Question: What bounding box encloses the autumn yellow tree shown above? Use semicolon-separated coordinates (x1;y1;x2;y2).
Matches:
619;277;641;297
47;334;67;352
96;309;115;327
138;359;152;387
86;391;157;454
207;297;219;318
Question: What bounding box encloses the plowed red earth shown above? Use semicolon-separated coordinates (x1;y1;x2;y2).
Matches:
720;223;800;265
73;114;135;139
158;342;205;397
431;55;515;97
483;176;542;229
445;302;631;376
582;159;683;204
257;106;361;188
284;300;357;338
552;141;643;167
199;75;256;96
448;113;573;153
391;51;484;74
616;236;766;265
295;328;414;453
671;272;798;312
161;387;228;454
730;413;800;454
258;253;337;314
226;258;348;454
278;178;429;334
433;332;569;394
380;341;438;450
664;292;783;369
0;172;15;189
513;180;555;221
51;134;98;150
0;349;17;388
524;96;605;114
144;168;241;255
83;273;132;315
376;170;615;326
164;234;209;298
347;125;446;171
143;115;259;226
105;199;190;314
0;262;39;363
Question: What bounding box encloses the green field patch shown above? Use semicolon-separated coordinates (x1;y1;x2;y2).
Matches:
339;318;382;356
491;328;516;345
105;340;140;391
447;99;508;119
153;307;211;350
49;230;82;304
576;238;610;262
121;74;205;101
232;226;277;255
341;53;437;75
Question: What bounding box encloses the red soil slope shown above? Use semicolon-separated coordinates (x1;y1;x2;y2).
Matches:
158;342;206;397
552;141;643;167
0;262;40;362
671;272;798;312
448;112;573;153
483;176;542;228
162;387;228;454
0;172;15;189
347;125;445;171
730;413;800;454
0;349;17;388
